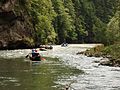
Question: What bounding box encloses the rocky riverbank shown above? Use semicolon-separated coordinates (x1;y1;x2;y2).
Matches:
77;44;120;67
0;0;36;50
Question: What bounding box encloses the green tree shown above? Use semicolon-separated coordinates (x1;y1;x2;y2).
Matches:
29;0;57;44
92;17;107;43
75;0;95;43
72;0;88;43
52;0;77;44
93;0;117;23
106;11;120;44
63;0;77;43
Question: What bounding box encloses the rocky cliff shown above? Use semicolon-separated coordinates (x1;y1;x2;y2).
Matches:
0;0;35;49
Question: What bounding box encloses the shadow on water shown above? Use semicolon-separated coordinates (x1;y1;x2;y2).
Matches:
0;57;84;90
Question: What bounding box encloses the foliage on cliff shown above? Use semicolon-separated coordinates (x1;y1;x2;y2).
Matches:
0;0;119;49
27;0;118;44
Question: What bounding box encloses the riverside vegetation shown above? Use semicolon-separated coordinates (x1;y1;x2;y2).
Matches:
77;44;120;67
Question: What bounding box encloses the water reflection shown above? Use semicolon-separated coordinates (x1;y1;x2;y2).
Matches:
0;57;83;90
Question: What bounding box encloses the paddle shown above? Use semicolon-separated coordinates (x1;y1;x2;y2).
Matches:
41;57;46;60
25;54;30;58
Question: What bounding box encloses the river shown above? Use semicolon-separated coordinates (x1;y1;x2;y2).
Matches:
0;44;120;90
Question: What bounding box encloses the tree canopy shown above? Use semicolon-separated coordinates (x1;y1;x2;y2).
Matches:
25;0;119;45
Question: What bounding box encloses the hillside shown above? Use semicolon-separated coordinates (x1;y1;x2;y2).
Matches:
0;0;119;49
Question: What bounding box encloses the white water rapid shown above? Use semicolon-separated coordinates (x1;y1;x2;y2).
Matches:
41;44;120;90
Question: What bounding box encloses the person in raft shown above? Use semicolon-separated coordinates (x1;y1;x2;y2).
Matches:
31;49;41;61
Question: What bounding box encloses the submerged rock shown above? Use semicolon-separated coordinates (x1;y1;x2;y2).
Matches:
99;58;112;66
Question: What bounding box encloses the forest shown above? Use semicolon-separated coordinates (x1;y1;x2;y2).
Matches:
27;0;120;45
0;0;120;47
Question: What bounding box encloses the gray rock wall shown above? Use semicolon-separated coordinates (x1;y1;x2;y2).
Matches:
0;0;35;49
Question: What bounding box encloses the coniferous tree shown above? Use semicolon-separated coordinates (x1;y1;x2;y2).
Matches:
63;0;77;43
52;0;76;44
105;0;120;44
29;0;57;44
72;0;88;43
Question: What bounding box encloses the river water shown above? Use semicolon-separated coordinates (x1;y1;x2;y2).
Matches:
0;44;120;90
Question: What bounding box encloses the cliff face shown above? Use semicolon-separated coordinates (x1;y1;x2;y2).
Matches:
0;0;35;49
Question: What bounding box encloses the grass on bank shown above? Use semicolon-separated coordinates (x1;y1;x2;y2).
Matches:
79;44;120;67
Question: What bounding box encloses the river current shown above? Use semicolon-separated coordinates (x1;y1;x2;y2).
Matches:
0;44;120;90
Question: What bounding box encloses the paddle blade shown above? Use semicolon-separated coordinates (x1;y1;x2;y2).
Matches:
41;57;46;60
26;55;29;58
